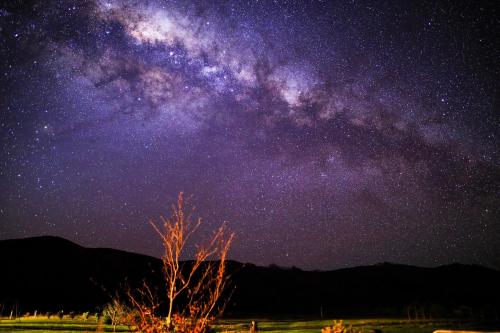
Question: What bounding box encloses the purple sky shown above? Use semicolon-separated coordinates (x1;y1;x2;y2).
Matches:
1;0;499;270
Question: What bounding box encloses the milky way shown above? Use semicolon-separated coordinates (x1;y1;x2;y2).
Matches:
1;0;499;269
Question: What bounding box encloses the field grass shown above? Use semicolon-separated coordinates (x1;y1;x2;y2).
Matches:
214;318;498;333
0;317;498;333
0;317;131;332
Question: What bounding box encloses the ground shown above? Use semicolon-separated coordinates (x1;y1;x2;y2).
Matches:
1;317;498;333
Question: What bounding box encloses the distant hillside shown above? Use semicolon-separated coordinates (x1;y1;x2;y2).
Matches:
1;236;499;318
0;236;162;314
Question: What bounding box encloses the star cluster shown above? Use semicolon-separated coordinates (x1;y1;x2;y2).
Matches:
0;0;498;269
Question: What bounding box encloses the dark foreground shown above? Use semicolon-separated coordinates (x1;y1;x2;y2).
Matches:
1;236;500;319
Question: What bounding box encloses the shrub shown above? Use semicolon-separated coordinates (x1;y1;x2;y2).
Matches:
103;312;112;325
322;320;363;333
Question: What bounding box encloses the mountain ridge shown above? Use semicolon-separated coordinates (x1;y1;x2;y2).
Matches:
4;235;495;272
1;236;499;318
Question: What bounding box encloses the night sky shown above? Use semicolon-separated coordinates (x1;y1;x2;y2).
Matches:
1;0;499;270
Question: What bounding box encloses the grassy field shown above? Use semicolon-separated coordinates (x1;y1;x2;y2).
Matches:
215;318;499;333
0;317;131;332
0;317;498;333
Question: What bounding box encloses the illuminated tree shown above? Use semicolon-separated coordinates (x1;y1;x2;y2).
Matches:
128;192;234;333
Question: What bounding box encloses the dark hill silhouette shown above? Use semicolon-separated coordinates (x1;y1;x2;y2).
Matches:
0;236;162;314
1;236;499;319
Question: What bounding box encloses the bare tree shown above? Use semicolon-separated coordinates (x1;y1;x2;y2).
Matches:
104;297;132;332
129;192;234;333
